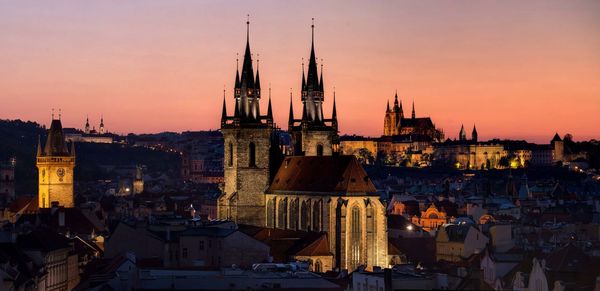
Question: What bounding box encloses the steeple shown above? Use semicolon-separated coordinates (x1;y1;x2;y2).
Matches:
44;118;69;156
399;99;404;119
36;135;42;157
319;61;324;91
84;116;90;134
332;88;338;118
386;100;390;112
99;115;105;134
255;56;261;90
459;124;467;141
393;91;399;111
472;124;478;142
234;54;240;89
221;89;227;125
306;18;319;92
267;85;273;121
332;88;338;130
411;101;415;119
301;60;306;90
240;17;255;89
288;89;294;128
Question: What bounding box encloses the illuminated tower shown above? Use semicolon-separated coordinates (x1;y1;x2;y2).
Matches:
37;115;75;208
99;116;105;134
472;124;478;142
84;116;90;134
459;124;467;141
133;164;144;194
289;19;339;156
219;18;274;226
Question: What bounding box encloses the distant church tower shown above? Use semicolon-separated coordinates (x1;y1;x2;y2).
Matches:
219;19;275;226
37;114;75;208
99;116;105;134
383;92;403;136
289;20;339;156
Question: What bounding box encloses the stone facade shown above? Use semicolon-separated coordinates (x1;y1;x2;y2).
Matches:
220;127;272;226
37;119;75;208
294;129;335;156
265;194;388;271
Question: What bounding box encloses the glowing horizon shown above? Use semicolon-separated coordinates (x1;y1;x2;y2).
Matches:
1;1;599;143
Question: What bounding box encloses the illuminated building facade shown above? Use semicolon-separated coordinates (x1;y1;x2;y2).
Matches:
37;117;76;208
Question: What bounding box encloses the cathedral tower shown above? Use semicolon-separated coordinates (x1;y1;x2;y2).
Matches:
37;115;76;208
219;19;274;226
289;20;339;156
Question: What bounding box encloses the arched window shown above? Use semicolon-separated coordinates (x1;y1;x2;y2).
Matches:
350;206;362;271
228;143;233;167
317;144;324;156
289;199;299;230
312;200;322;232
301;200;310;231
249;142;256;167
277;198;287;229
314;259;322;273
266;198;275;228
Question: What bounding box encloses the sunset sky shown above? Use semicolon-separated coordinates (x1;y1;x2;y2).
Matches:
1;1;599;142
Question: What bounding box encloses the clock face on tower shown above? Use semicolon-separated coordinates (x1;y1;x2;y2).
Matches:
57;168;65;181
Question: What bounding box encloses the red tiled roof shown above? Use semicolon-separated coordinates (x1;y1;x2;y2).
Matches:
268;155;376;194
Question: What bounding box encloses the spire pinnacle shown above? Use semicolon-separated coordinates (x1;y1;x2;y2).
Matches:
221;87;227;123
319;59;324;92
36;135;42;157
332;87;337;119
288;88;294;126
411;100;415;119
386;99;390;112
267;84;273;119
246;14;250;43
311;18;315;44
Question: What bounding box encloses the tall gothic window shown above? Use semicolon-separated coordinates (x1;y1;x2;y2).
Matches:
312;200;321;232
277;198;287;229
300;200;310;231
289;199;299;230
350;206;362;271
228;143;233;167
249;142;256;167
266;198;275;228
317;144;324;156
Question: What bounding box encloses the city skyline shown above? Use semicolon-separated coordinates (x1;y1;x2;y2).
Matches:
1;1;599;143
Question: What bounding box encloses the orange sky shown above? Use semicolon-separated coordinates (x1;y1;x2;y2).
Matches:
1;1;599;143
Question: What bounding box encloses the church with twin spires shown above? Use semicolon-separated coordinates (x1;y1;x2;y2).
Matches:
218;19;387;272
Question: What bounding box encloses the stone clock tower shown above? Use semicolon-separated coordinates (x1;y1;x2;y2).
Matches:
37;117;76;208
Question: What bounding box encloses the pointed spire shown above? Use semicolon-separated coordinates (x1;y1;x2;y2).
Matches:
386;99;390;112
301;59;306;90
459;124;467;141
306;18;319;91
288;88;295;126
399;99;404;119
240;16;255;89
393;91;399;110
235;53;240;89
267;84;273;119
332;88;337;120
36;135;43;157
234;98;240;117
472;124;478;142
319;60;324;92
411;100;415;119
221;88;227;123
255;55;261;90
